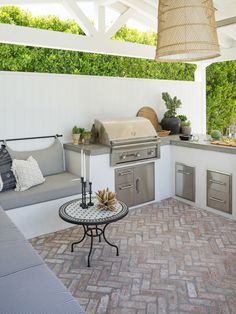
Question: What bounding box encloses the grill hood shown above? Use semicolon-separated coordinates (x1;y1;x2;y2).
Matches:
94;117;158;146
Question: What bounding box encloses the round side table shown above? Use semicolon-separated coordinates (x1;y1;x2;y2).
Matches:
59;197;128;267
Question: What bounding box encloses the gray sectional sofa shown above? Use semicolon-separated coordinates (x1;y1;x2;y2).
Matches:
0;138;85;312
0;205;84;314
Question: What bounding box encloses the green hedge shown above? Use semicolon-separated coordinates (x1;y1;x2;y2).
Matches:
0;6;195;80
206;61;236;133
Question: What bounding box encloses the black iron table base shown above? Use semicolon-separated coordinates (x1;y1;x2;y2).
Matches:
71;224;119;267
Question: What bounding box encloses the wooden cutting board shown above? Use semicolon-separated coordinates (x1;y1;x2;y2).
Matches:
211;140;236;147
136;106;162;132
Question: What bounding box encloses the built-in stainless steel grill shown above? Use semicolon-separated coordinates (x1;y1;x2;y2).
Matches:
94;118;160;166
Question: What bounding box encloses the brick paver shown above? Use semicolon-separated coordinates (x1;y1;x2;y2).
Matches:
30;198;236;314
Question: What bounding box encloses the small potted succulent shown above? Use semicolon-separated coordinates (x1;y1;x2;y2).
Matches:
178;115;191;134
161;92;182;134
72;126;84;145
72;126;80;145
181;120;191;135
81;130;92;145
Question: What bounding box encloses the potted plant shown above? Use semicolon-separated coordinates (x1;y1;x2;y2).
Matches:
72;126;81;145
181;120;191;135
178;115;192;134
81;130;92;145
161;92;182;134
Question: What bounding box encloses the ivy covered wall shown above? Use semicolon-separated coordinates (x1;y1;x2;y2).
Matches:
0;6;235;133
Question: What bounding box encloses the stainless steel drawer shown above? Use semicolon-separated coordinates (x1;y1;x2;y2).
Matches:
116;183;134;207
207;170;230;193
207;170;232;214
175;163;195;202
115;168;134;184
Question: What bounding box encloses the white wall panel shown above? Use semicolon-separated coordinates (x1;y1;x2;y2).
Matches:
0;71;202;149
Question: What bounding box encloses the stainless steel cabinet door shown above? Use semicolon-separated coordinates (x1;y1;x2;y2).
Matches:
115;162;155;207
175;163;195;202
133;163;155;206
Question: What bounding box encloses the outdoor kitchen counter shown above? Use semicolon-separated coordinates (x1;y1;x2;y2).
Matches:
161;135;236;155
64;143;110;156
65;136;236;156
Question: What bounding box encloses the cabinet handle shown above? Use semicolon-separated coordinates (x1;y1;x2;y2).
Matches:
136;178;140;194
209;196;225;203
209;179;225;186
177;170;191;175
118;171;133;176
119;184;133;190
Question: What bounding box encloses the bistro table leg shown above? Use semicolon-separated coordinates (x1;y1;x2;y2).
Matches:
87;227;93;267
96;225;102;242
71;225;86;252
102;223;119;256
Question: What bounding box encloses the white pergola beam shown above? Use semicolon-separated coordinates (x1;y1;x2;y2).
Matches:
0;0;61;3
63;0;97;36
119;0;156;21
96;5;106;34
105;7;135;39
217;16;236;27
0;23;156;59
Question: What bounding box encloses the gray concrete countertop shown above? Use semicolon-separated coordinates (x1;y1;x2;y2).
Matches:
64;135;236;156
162;134;236;155
64;143;110;156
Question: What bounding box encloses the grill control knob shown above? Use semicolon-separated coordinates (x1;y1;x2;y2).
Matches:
135;153;141;158
121;155;126;160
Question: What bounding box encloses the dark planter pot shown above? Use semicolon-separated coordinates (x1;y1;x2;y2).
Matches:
161;117;181;134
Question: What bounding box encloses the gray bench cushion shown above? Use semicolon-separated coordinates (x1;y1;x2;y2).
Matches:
0;208;43;277
0;207;84;314
0;172;82;210
0;264;84;314
6;138;64;176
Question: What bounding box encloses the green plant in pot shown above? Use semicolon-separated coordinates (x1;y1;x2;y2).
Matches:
72;126;84;145
72;126;81;145
177;115;192;134
181;120;191;135
81;130;92;145
161;92;182;134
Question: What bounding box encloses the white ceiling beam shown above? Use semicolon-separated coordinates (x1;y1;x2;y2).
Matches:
217;16;236;27
110;1;157;31
119;0;156;21
0;0;61;3
62;0;97;36
0;23;156;59
94;4;106;34
105;7;135;39
93;0;117;5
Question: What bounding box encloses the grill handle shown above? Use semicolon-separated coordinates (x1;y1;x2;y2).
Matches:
209;179;225;186
119;184;133;191
118;170;133;176
209;196;225;203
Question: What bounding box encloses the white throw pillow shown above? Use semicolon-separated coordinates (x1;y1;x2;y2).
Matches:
11;156;45;191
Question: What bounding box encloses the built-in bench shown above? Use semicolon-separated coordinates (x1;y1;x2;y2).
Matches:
0;137;82;238
0;205;84;314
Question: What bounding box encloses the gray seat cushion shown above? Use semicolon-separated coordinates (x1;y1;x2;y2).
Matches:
6;138;64;176
0;172;82;210
0;208;43;277
0;264;84;314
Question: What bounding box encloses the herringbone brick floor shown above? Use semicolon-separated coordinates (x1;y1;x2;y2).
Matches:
30;198;236;314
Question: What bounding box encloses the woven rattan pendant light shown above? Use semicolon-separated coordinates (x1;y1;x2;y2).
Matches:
156;0;221;62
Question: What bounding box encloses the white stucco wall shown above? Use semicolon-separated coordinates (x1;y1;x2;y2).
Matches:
0;71;203;148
